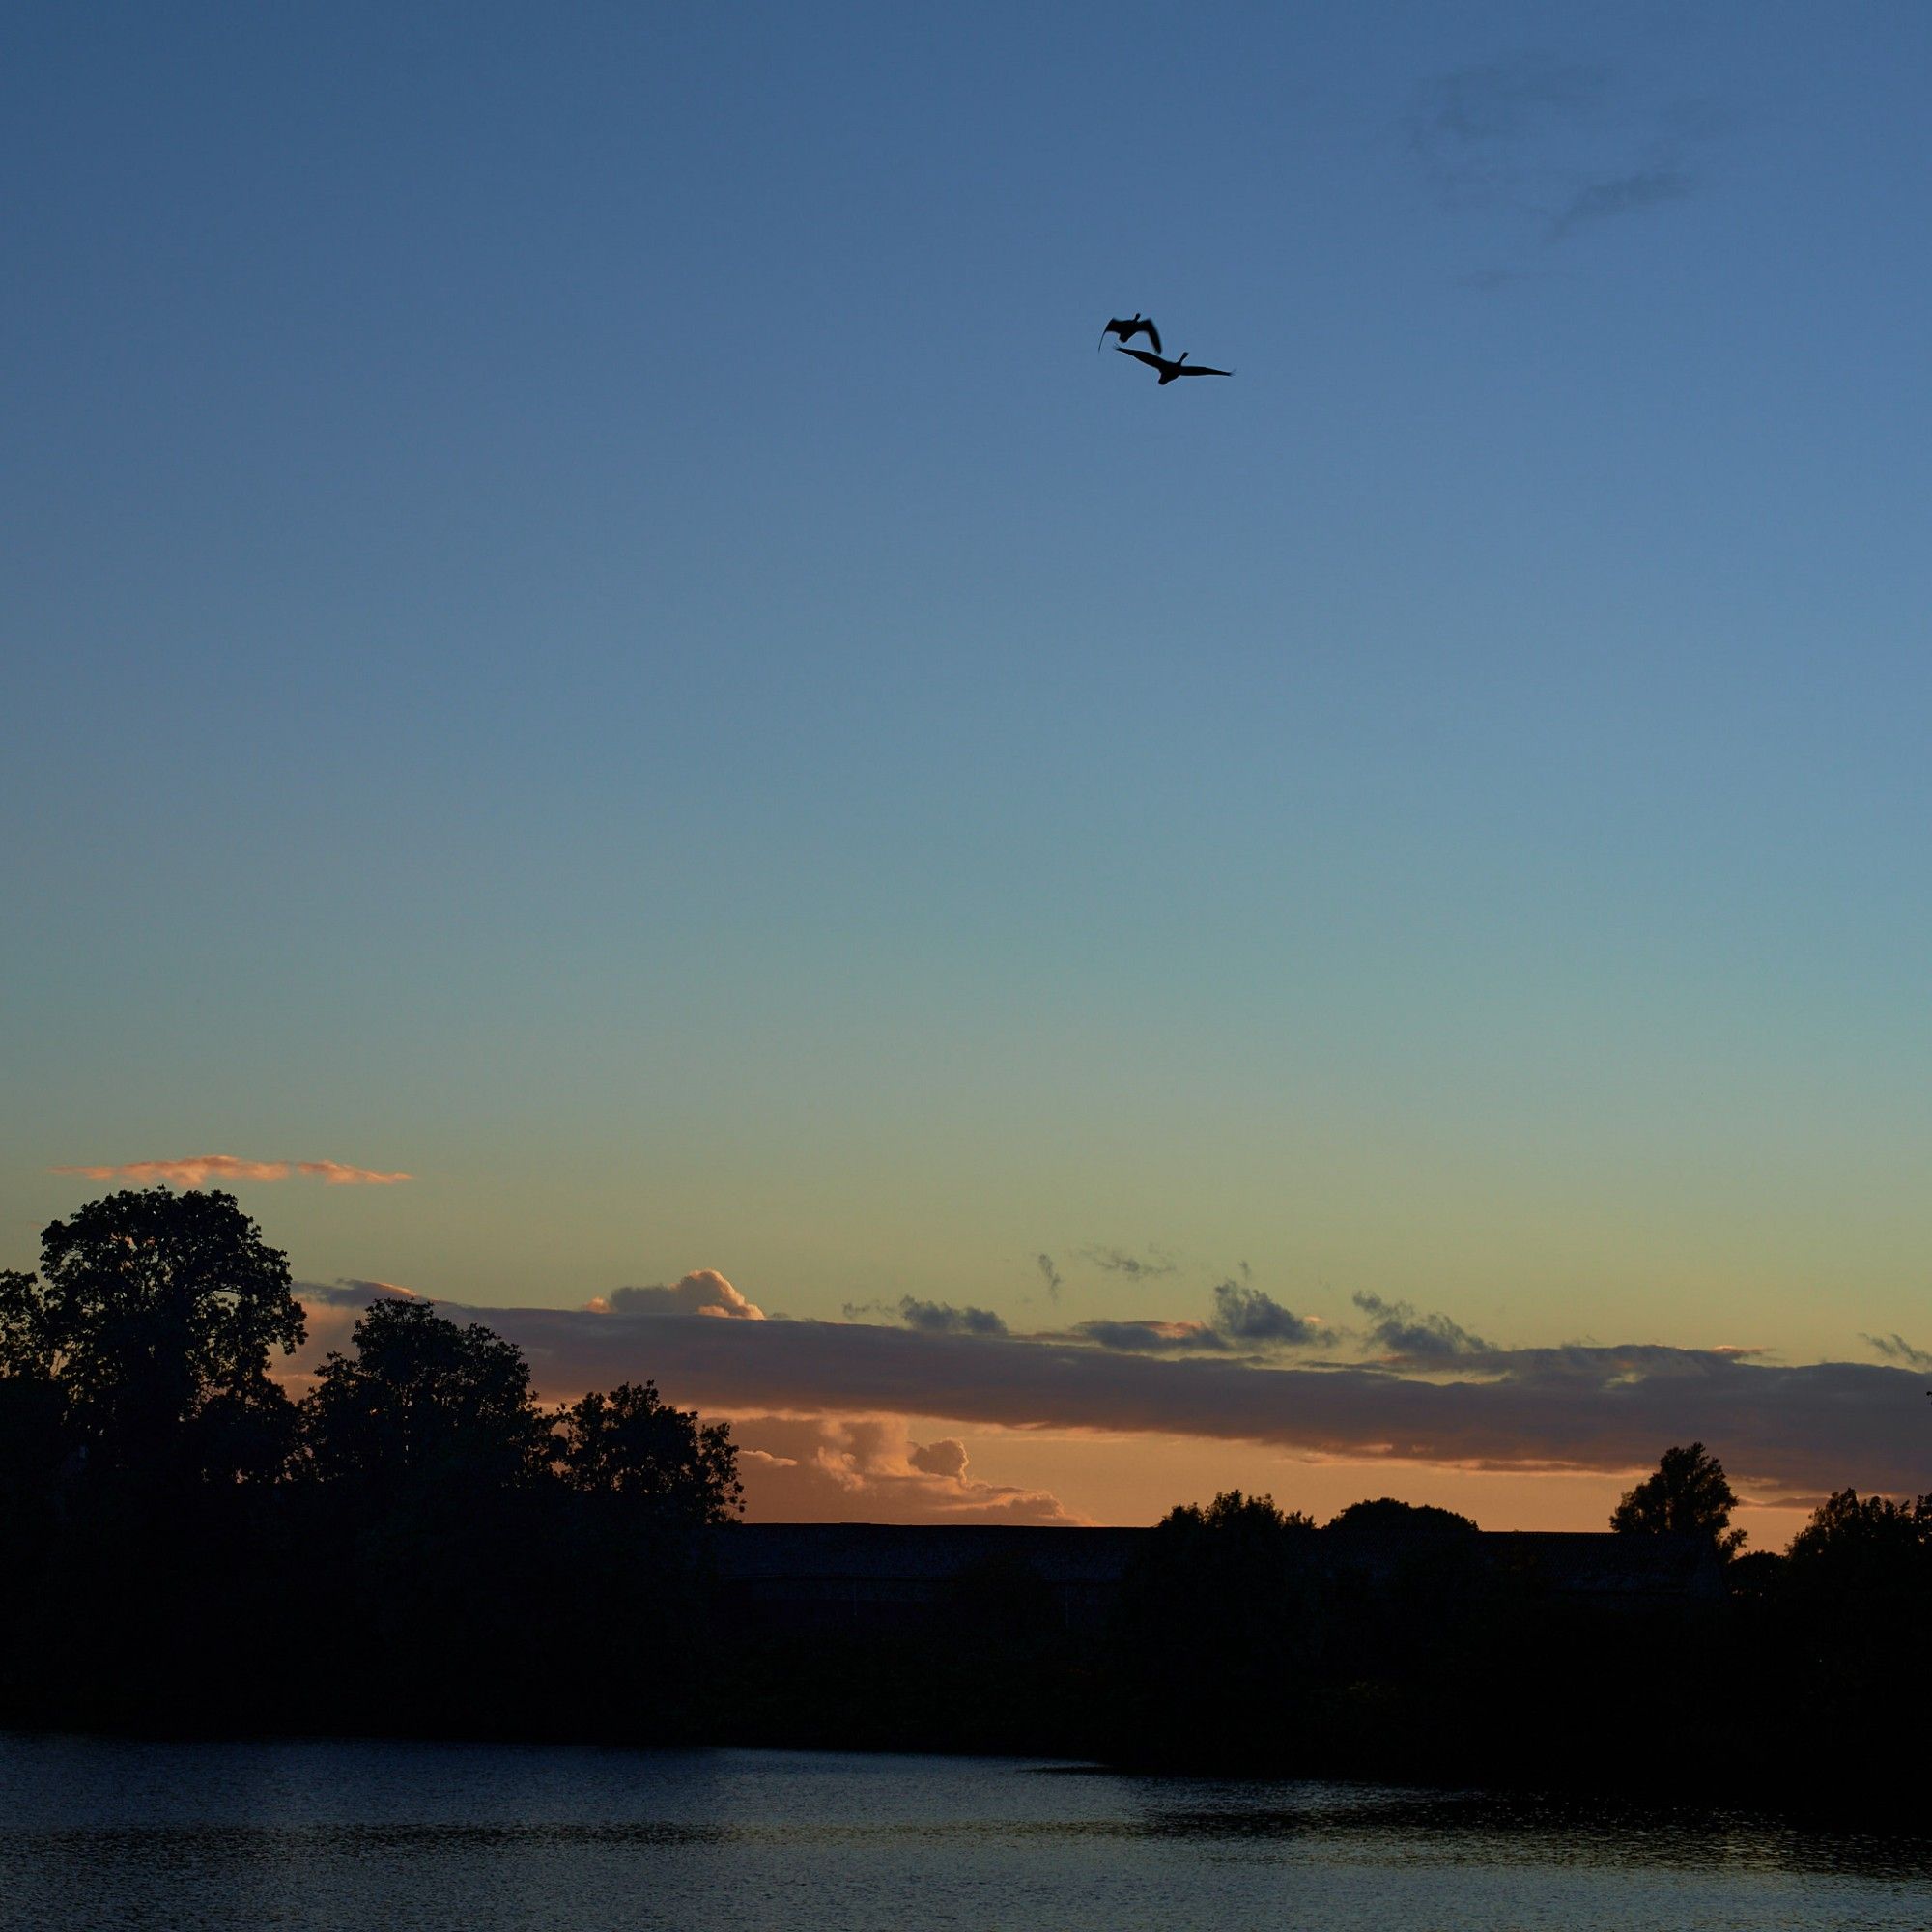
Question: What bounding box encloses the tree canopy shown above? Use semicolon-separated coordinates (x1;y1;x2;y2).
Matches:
554;1380;742;1524
0;1187;302;1482
302;1297;552;1490
1610;1441;1744;1556
1786;1488;1932;1586
1325;1496;1479;1539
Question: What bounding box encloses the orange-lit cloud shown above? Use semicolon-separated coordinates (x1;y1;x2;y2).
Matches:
293;1160;413;1186
52;1154;412;1188
730;1413;1076;1523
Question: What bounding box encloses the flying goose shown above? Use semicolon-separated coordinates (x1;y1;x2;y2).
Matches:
1114;347;1233;384
1099;313;1162;355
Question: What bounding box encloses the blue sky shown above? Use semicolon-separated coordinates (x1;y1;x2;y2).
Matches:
5;5;1930;1520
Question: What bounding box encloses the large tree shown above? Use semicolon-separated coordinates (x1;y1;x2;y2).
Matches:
0;1187;303;1483
554;1380;742;1526
301;1297;551;1490
1787;1488;1932;1583
1610;1441;1745;1556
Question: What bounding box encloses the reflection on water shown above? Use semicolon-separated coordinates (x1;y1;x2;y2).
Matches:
1;1735;1927;1931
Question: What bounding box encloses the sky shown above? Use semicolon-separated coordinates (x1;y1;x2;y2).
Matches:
5;3;1931;1536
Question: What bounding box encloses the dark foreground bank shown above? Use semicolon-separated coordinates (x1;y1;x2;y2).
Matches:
0;1478;1921;1815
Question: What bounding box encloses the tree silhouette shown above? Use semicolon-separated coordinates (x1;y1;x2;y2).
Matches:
1787;1487;1932;1583
1611;1441;1745;1556
0;1187;302;1484
1119;1491;1321;1765
554;1380;742;1524
302;1297;550;1490
1326;1496;1479;1539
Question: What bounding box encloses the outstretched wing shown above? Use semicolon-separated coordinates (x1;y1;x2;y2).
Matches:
1114;346;1167;372
1100;317;1129;350
1175;362;1232;377
1140;318;1161;355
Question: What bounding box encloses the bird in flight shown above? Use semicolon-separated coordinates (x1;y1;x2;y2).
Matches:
1114;347;1233;384
1099;313;1161;355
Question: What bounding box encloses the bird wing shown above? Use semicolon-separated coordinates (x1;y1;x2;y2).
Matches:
1175;362;1232;377
1115;347;1167;371
1142;320;1161;355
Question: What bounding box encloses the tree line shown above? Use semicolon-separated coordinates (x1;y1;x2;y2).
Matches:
0;1188;740;1738
1;1186;741;1515
1;1186;1926;1804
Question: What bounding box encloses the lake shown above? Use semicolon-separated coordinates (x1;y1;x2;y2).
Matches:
1;1736;1925;1930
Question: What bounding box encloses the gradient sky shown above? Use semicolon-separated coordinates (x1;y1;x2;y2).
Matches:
5;4;1930;1531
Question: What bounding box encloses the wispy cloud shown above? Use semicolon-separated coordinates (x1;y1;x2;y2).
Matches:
1408;53;1609;207
1406;52;1710;274
895;1297;1008;1339
1545;162;1693;243
1351;1291;1490;1364
295;1160;414;1186
1213;1280;1321;1348
1073;1318;1229;1354
1864;1332;1932;1373
1068;1283;1322;1357
585;1269;765;1321
1083;1245;1178;1281
1037;1253;1064;1299
52;1154;412;1188
845;1297;1011;1337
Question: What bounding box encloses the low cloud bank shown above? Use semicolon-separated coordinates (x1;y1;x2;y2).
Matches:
424;1302;1929;1500
288;1271;1928;1500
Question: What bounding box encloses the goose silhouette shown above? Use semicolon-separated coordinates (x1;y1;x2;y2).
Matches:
1114;346;1233;384
1099;314;1161;355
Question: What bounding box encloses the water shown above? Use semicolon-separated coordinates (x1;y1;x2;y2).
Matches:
2;1736;1926;1931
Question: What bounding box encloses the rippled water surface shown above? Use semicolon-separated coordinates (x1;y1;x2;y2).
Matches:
2;1736;1926;1930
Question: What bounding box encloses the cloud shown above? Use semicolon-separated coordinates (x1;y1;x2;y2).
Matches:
1083;1245;1178;1281
729;1413;1076;1523
1864;1333;1932;1373
1408;53;1609;204
586;1269;765;1321
1352;1292;1490;1364
1545;163;1692;242
908;1436;969;1478
286;1279;430;1383
299;1277;425;1309
1212;1281;1320;1348
401;1299;1932;1501
895;1298;1008;1339
294;1160;414;1186
1066;1281;1319;1354
1037;1254;1063;1299
52;1154;412;1188
1406;53;1705;266
1073;1319;1229;1354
